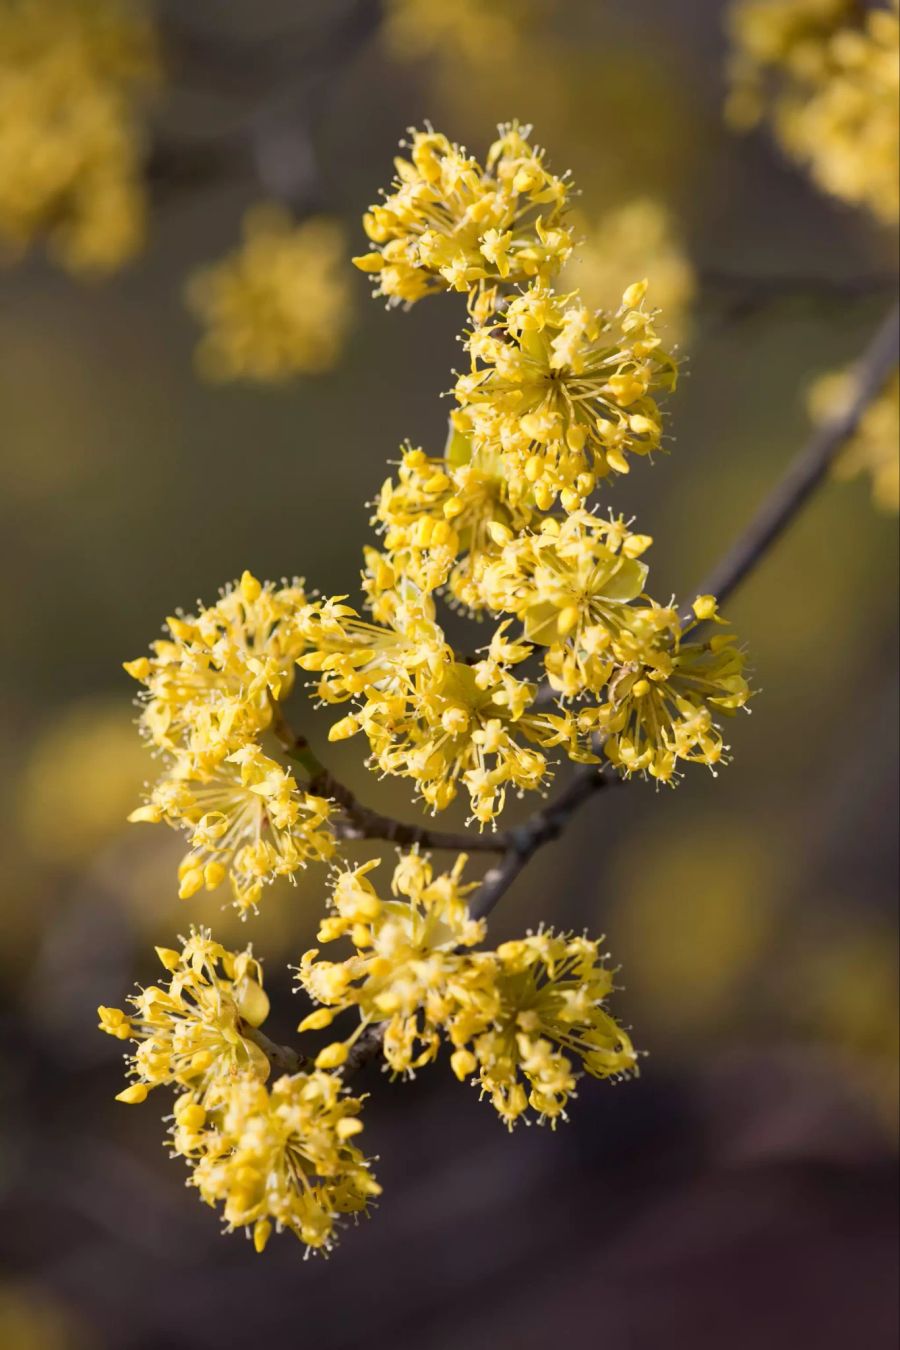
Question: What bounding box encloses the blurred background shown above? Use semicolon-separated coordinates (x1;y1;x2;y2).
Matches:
1;1;897;1347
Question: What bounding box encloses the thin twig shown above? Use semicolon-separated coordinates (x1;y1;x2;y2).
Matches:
468;766;619;921
693;303;899;610
699;268;894;321
241;1023;308;1076
269;700;507;855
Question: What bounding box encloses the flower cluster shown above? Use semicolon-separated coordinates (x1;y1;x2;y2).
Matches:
185;1071;380;1255
299;589;589;824
809;364;899;512
186;208;354;383
0;0;158;274
99;931;379;1254
353;123;574;311
124;571;335;910
726;0;900;224
298;852;637;1128
104;121;752;1257
370;437;537;609
98;928;273;1095
453;279;677;509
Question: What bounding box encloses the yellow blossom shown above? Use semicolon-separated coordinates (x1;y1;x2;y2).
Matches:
578;606;752;784
353;123;574;308
453;280;677;510
477;509;652;698
184;1071;380;1255
100;929;378;1256
98;928;273;1102
187;208;353;383
809;365;899;512
0;0;158;274
726;0;899;224
369;432;537;610
124;572;308;773
460;931;638;1128
129;744;334;913
298;593;590;825
298;852;484;1074
300;859;636;1127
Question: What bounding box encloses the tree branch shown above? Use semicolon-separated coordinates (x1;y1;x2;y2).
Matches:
693;303;899;611
269;700;507;855
699;268;894;321
241;1023;309;1076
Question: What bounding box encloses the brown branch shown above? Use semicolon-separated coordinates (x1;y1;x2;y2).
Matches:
241;1023;309;1076
467;766;619;921
690;303;899;612
698;268;895;321
269;700;507;855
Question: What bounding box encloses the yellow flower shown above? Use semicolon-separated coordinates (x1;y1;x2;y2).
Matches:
453;280;677;510
477;510;653;698
353;122;574;308
368;432;537;610
298;852;484;1074
578;606;752;784
809;365;899;512
460;931;638;1128
300;861;636;1127
187;208;353;383
129;745;334;913
726;0;899;224
0;0;158;274
101;930;378;1256
183;1071;380;1255
125;572;307;773
299;593;589;824
98;928;272;1103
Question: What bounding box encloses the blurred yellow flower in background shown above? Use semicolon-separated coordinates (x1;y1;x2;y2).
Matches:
19;697;148;867
726;0;900;225
787;913;899;1129
0;0;158;274
608;820;782;1039
186;208;353;383
809;365;899;512
382;0;534;68
0;1281;91;1350
561;200;695;345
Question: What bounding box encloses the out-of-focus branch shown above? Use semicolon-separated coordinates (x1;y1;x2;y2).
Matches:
147;0;383;208
699;268;895;320
692;303;899;610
